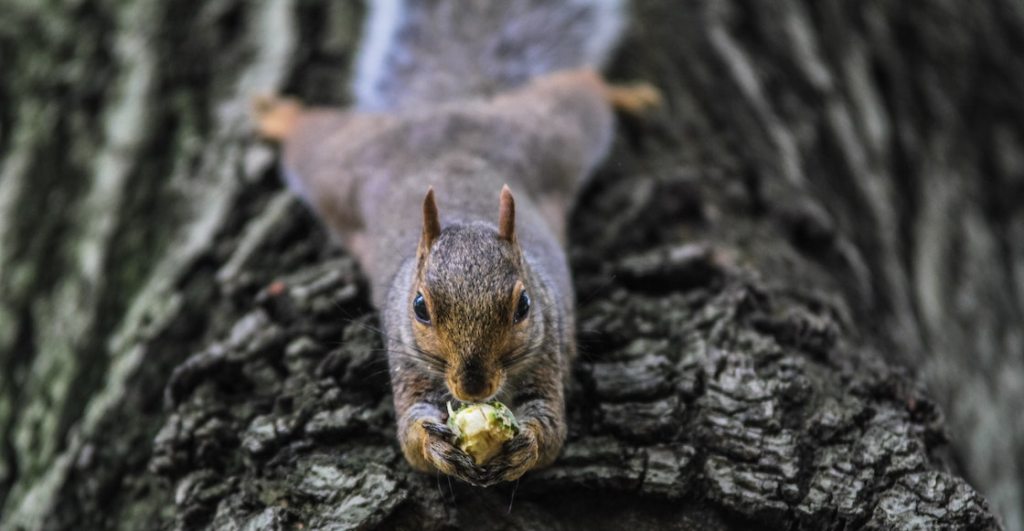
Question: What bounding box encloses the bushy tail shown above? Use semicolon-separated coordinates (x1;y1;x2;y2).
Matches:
353;0;626;111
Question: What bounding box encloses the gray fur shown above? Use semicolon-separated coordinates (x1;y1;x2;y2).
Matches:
280;69;614;484
354;0;626;110
274;2;624;485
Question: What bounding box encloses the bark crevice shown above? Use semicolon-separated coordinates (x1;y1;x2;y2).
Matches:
0;0;1017;529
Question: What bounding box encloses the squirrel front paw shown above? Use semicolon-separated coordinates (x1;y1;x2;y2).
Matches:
481;426;540;484
420;420;489;486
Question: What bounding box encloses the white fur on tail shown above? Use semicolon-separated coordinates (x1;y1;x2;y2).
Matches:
353;0;626;111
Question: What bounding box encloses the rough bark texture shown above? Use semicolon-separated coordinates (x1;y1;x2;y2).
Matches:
0;0;1018;530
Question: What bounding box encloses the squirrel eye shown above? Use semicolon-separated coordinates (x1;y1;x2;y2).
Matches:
514;290;530;323
413;292;430;324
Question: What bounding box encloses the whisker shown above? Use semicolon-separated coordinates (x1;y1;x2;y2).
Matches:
362;367;397;380
367;348;448;375
355;321;438;361
334;313;445;369
501;341;540;370
573;272;617;307
501;350;528;368
310;306;449;375
507;479;519;514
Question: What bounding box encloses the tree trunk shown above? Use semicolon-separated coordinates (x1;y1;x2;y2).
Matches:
0;0;1017;529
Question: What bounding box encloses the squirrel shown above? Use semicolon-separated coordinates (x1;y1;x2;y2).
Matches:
254;0;659;487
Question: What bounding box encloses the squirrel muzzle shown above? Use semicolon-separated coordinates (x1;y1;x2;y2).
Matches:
447;358;505;403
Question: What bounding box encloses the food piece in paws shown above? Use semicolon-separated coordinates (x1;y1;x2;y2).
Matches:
447;402;520;465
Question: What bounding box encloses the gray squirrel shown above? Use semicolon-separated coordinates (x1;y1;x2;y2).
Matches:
254;0;659;487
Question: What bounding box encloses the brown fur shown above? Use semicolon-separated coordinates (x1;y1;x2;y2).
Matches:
256;70;632;485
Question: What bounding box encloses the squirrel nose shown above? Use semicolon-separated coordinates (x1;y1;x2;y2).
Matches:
459;370;489;400
450;359;500;402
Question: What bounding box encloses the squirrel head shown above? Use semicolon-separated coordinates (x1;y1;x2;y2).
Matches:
409;185;535;403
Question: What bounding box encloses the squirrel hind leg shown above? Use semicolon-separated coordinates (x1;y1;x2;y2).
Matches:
604;82;663;116
252;94;304;141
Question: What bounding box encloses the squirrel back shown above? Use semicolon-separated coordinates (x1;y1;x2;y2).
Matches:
354;0;625;110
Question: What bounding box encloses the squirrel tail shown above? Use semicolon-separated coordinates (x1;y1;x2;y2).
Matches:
352;0;626;111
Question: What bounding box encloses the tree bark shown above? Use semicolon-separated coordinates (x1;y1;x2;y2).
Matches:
0;0;1016;529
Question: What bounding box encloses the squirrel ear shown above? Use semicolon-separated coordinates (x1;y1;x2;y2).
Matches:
420;187;441;255
498;184;516;242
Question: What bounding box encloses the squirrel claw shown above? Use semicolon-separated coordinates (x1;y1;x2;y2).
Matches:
480;428;539;485
421;419;455;441
421;420;489;486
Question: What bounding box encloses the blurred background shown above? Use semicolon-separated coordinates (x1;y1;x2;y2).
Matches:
0;0;1021;529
